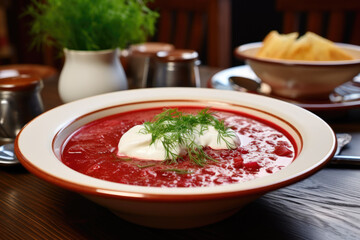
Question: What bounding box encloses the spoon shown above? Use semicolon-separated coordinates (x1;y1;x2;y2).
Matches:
330;133;360;166
0;143;20;166
229;76;261;92
334;133;352;156
229;76;272;95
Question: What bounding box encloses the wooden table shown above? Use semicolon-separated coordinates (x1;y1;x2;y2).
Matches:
1;66;359;240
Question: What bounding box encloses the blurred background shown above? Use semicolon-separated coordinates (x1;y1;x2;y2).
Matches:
0;0;359;69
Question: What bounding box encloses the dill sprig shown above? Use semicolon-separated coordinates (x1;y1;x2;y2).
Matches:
161;169;193;174
140;108;236;166
136;163;156;169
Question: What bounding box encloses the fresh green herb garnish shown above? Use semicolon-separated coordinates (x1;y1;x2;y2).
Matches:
140;108;236;166
112;154;132;162
136;163;156;169
161;169;193;174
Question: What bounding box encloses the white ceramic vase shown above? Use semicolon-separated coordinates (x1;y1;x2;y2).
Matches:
58;48;128;103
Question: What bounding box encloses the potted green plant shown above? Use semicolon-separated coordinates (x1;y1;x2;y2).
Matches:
25;0;158;103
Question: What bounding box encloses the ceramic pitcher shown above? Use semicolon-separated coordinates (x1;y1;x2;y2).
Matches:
59;48;128;103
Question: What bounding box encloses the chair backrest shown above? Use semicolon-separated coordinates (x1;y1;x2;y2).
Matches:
149;0;231;68
0;4;15;63
276;0;360;45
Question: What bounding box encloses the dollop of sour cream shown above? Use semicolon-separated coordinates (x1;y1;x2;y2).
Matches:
117;124;239;161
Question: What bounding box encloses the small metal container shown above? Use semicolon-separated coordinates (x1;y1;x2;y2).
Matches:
0;74;44;142
127;42;174;88
152;49;200;87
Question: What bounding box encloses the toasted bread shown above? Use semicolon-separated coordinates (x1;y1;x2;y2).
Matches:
256;31;298;59
256;31;354;61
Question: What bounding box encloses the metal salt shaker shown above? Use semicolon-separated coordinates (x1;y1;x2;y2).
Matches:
0;74;44;143
152;49;200;87
127;42;174;88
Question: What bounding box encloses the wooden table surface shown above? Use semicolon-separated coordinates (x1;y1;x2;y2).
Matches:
0;66;359;240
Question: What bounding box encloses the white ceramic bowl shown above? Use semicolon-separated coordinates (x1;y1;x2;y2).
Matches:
234;42;360;100
15;88;336;229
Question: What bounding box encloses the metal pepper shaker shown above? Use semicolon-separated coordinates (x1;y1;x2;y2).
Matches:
127;42;174;88
152;49;200;87
0;74;44;143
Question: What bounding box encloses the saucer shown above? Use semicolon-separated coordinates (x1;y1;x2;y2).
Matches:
0;64;58;81
209;65;360;112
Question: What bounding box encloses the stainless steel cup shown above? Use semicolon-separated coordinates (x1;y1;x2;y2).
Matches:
127;42;174;88
0;74;44;142
152;49;200;87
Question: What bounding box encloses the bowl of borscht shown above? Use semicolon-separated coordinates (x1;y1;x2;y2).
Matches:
15;87;336;229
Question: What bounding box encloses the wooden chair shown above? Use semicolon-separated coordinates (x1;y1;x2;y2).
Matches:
149;0;231;68
0;4;16;64
276;0;360;45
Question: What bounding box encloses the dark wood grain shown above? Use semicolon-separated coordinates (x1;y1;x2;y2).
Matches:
1;66;359;240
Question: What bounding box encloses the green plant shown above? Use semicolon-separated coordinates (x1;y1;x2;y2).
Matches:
25;0;158;51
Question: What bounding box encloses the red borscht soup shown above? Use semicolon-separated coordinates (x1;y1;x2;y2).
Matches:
61;106;296;187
